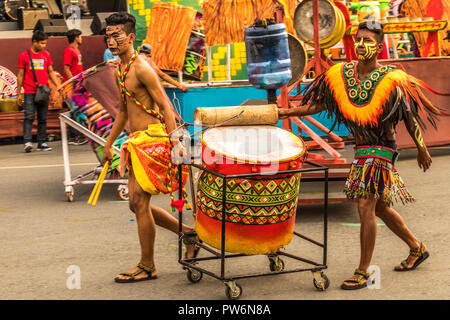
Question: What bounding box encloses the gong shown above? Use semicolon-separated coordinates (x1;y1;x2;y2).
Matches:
287;33;308;86
294;0;346;49
2;0;30;21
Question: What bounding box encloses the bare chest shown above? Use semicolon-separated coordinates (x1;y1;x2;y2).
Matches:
119;67;154;108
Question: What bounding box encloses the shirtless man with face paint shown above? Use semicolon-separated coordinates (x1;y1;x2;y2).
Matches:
101;12;197;283
278;20;449;290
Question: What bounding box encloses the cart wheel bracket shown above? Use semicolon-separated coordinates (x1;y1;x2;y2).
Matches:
267;254;285;272
224;281;242;300
312;270;330;291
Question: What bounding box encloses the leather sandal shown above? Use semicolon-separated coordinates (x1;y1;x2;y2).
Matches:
114;263;157;283
394;242;429;272
182;231;202;260
340;269;371;290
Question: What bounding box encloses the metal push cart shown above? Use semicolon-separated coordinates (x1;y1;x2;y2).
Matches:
59;111;129;202
176;160;329;300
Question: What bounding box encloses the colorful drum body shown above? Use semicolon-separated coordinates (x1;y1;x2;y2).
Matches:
195;125;306;255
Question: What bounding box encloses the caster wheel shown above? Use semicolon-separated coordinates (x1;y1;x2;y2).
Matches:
66;191;74;202
225;282;242;300
186;269;203;283
118;186;129;201
313;273;330;291
268;255;285;272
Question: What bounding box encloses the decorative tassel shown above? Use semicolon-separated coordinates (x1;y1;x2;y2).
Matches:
171;199;185;212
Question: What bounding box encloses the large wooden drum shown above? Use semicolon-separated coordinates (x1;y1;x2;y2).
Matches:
195;125;307;255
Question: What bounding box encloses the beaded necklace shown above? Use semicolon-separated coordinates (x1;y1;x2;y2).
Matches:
118;52;166;122
118;52;190;212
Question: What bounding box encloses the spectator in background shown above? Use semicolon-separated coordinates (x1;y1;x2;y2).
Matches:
17;30;59;152
104;47;119;62
63;29;83;81
138;43;188;92
63;29;87;145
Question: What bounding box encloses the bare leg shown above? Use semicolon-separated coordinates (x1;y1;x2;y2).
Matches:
115;163;158;280
115;165;196;281
342;195;378;287
375;198;425;269
358;195;378;271
151;204;193;234
150;204;196;258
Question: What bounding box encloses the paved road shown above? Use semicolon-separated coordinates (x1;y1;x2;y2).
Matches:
0;141;449;300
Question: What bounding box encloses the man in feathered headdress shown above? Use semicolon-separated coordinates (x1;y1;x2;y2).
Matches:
279;19;448;289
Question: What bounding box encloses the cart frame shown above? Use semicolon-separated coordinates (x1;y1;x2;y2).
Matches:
59;111;128;202
176;160;329;299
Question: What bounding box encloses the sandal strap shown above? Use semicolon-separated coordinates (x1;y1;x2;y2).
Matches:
345;275;365;284
409;242;425;257
182;232;198;245
400;260;409;268
137;263;155;274
119;269;144;280
354;268;371;279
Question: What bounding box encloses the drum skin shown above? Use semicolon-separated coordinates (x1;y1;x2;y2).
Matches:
195;126;306;255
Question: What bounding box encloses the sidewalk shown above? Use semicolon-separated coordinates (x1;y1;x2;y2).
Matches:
0;141;449;300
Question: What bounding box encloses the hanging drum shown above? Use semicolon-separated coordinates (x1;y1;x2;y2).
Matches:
287;33;308;86
294;0;346;49
195;125;307;255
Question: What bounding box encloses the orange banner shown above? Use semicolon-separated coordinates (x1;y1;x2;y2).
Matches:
144;3;196;71
202;0;297;46
346;20;448;35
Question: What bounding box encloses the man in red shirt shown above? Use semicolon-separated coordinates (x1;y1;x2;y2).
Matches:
17;30;59;152
63;29;87;145
63;29;83;81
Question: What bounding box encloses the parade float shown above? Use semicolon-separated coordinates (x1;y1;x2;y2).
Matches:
0;0;449;200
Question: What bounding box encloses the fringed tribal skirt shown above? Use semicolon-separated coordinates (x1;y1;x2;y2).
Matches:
343;146;415;206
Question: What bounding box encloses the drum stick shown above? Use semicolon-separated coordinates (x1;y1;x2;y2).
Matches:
88;165;104;204
88;163;109;206
91;163;109;206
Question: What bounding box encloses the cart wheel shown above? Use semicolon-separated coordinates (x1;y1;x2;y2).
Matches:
186;268;203;283
225;281;242;300
118;185;129;201
313;272;330;291
66;190;74;202
268;255;285;272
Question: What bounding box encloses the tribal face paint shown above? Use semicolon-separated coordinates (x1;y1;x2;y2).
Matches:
105;26;130;56
354;38;378;62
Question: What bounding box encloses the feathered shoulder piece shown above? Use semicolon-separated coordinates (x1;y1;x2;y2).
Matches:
301;61;449;144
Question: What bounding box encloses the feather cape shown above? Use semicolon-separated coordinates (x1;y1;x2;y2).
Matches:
301;61;448;144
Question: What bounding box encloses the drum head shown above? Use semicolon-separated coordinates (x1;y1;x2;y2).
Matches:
288;34;307;86
202;125;305;163
294;0;337;43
